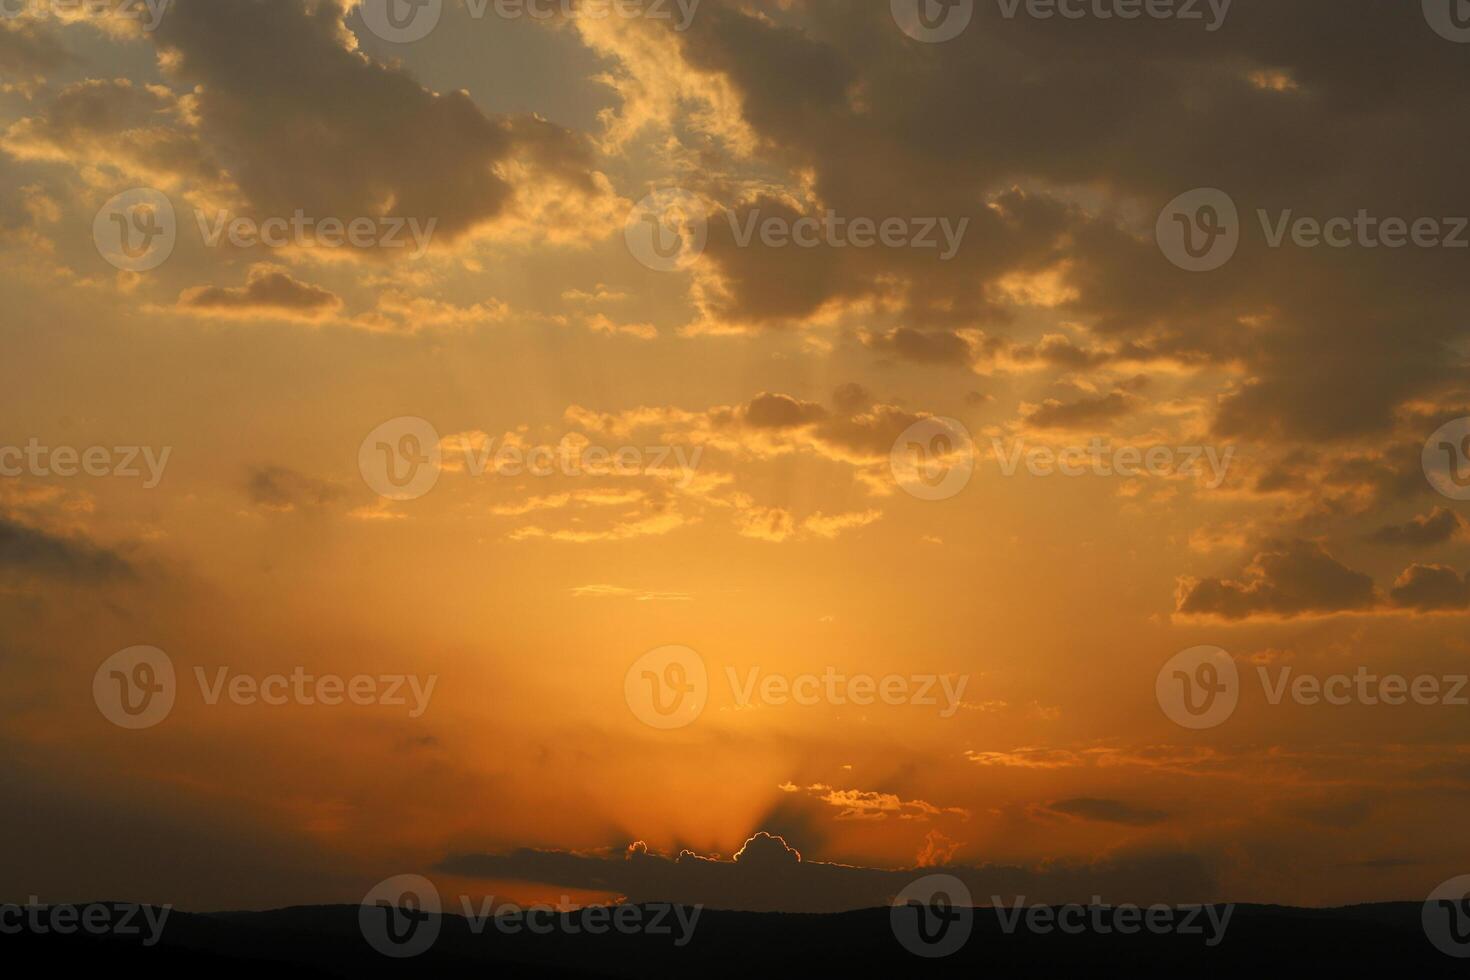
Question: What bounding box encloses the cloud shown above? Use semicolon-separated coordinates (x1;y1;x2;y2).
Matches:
742;392;828;430
0;20;72;86
245;466;347;511
6;0;607;251
1368;508;1467;547
569;584;692;602
1042;798;1167;828
732;831;801;866
862;327;974;366
0;77;222;188
616;1;1470;439
179;265;342;320
1020;390;1139;431
439;834;1219;911
1387;564;1470;613
0;517;132;582
916;830;963;868
1175;540;1380;621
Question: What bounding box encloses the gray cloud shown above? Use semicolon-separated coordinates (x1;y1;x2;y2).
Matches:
0;517;132;582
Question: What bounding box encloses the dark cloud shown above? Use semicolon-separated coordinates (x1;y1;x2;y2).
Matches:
180;265;342;319
863;327;973;366
0;19;72;82
1022;391;1138;431
245;466;347;511
1387;564;1470;612
0;517;132;582
668;1;1470;438
742;393;828;429
1368;508;1466;547
441;834;1218;912
1044;798;1167;828
1176;540;1379;621
146;0;599;245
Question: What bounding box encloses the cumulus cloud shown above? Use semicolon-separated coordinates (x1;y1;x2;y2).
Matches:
179;265;342;320
1176;540;1381;621
1368;508;1467;547
1387;564;1470;613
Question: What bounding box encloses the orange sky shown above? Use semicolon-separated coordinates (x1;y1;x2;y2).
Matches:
1;0;1469;913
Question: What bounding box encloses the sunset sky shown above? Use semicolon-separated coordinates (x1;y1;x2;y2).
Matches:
2;0;1470;914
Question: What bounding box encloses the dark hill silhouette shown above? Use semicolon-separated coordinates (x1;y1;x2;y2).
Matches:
7;901;1463;977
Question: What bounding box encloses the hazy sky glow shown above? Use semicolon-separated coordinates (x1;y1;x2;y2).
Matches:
2;0;1470;914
